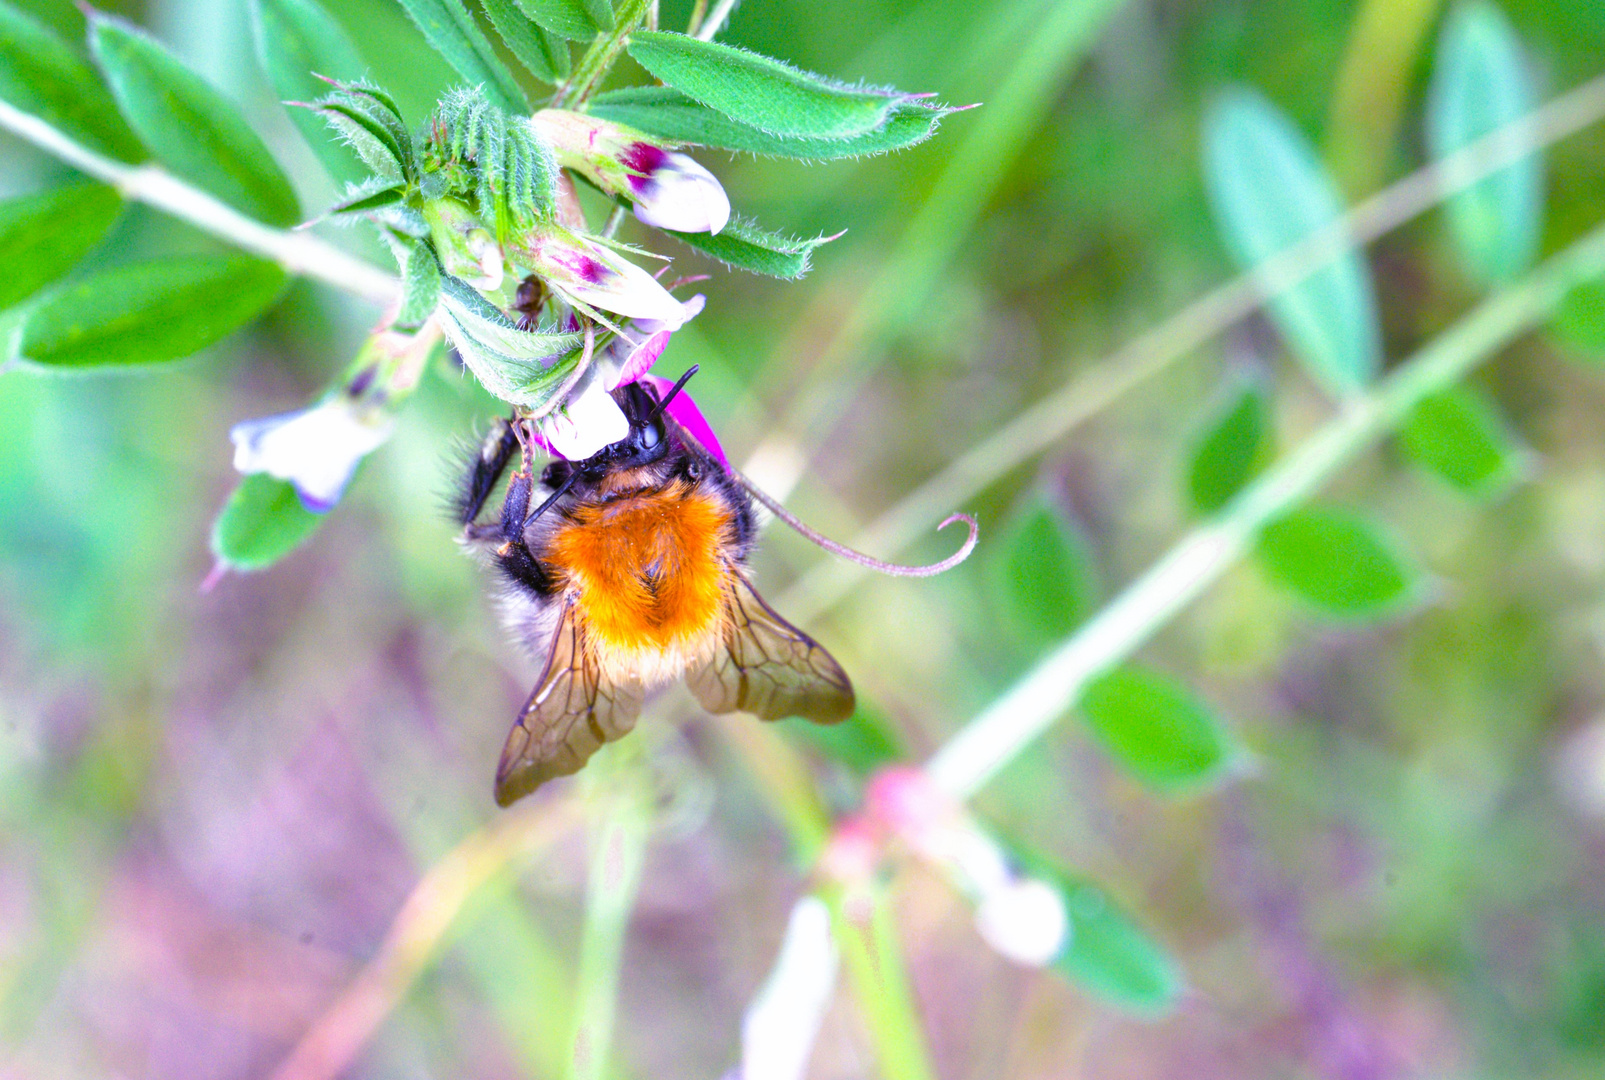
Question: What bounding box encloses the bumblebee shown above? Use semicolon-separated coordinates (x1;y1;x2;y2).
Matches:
458;374;854;806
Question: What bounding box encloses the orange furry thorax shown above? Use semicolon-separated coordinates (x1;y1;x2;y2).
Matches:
543;478;734;681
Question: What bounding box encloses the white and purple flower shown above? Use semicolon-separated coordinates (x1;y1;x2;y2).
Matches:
230;397;392;513
518;223;687;326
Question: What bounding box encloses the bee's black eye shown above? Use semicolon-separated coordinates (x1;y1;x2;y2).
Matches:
640;422;660;450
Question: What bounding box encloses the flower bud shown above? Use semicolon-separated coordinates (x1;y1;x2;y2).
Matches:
532;110;730;235
424;198;503;289
517;223;687;325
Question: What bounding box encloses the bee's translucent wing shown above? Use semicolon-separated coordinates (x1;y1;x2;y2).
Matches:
688;568;855;725
495;599;644;806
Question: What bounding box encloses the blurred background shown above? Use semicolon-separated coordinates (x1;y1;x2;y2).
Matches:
5;0;1605;1076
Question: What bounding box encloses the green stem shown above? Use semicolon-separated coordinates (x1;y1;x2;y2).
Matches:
561;0;650;108
830;885;936;1080
925;218;1605;800
0;99;398;307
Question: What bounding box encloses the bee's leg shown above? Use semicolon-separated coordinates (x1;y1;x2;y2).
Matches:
493;433;556;598
456;414;521;526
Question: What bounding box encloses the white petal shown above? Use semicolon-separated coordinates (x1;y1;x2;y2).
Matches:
742;896;838;1080
632;152;731;235
536;371;628;460
230;400;391;511
974;878;1069;967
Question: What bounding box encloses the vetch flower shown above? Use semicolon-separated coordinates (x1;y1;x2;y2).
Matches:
532;110;731;235
973;878;1070;966
517;223;687;325
740;895;838;1080
231;398;392;513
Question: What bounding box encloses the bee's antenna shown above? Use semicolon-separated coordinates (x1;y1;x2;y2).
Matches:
522;471;578;529
649;365;700;422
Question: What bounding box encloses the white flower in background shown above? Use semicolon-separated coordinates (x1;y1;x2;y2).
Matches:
533;110;731;235
973;878;1070;966
230;398;392;513
740;895;839;1080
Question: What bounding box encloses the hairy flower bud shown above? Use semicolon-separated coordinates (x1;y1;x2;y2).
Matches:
517;223;687;324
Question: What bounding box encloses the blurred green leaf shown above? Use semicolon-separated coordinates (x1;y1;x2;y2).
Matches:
1256;506;1417;617
1079;665;1233;791
1547;277;1605;358
1400;386;1523;496
1426;0;1542;285
248;0;369;185
626;31;912;140
786;701;905;776
88;13;300;227
1004;838;1184;1014
1203;87;1381;396
517;0;611;41
0;0;144;162
664;215;837;278
19;255;287;368
211;473;326;571
994;494;1096;649
482;0;568;83
393;0;528;112
590;86;948;159
0;182;122;310
1186;380;1272;514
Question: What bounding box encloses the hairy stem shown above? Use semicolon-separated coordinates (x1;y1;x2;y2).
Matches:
0;99;399;307
925;218;1605;799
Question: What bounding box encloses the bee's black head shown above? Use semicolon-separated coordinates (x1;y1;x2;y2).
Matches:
572;367;699;481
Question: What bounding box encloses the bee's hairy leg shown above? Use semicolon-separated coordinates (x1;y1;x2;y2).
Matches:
457;414;521;527
493;439;555;597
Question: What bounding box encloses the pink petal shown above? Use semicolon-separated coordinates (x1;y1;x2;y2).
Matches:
643;373;728;468
611;329;672;388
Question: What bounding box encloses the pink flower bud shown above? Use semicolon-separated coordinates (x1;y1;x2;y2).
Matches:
517;223;686;324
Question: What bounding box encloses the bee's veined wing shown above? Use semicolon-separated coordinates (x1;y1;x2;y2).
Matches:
687;567;855;725
495;598;644;806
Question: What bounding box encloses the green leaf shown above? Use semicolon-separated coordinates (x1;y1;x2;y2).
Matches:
19;255;287;368
1549;277;1605;358
1426;0;1542;285
516;0;611;41
89;14;300;227
664;215;837;279
0;182;122;310
393;0;529;113
786;701;905;776
396;240;441;327
626;30;913;140
436;268;583;406
589;86;948;160
1079;665;1232;791
248;0;369;185
0;1;143;162
212;473;326;571
1256;506;1417;617
1186;380;1272;514
1202;88;1381;397
482;0;569;82
313;95;409;181
1400;386;1523;496
993;495;1096;649
1002;839;1183;1015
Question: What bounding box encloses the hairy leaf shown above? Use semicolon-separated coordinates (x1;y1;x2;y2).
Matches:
1203;88;1381;396
393;0;528;112
212;473;326;571
1186;380;1272;514
482;0;569;82
396;239;442;327
436;268;583;407
89;14;300;227
1080;665;1233;791
626;31;912;140
0;182;122;310
19;255;287;368
1427;0;1542;285
428;86;557;229
0;1;144;161
1256;507;1417;617
664;215;837;279
248;0;368;184
589;86;948;159
516;0;611;40
1400;386;1523;497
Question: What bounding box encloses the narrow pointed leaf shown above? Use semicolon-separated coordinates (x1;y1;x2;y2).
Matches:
331;182;407;215
393;0;528;112
482;0;568;83
516;0;611;40
89;14;300;227
1079;665;1233;791
1549;277;1605;359
396;240;441;327
19;255;287;368
1427;0;1542;285
589;86;949;160
993;495;1096;650
1203;88;1381;396
212;473;326;571
1186;380;1273;514
0;0;144;161
248;0;368;184
626;31;913;140
664;215;836;279
1256;507;1417;617
314;97;408;180
0;182;122;309
1400;386;1522;497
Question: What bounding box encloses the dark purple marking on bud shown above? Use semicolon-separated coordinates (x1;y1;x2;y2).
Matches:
619;141;668;178
346;364;378;398
555;251;612;284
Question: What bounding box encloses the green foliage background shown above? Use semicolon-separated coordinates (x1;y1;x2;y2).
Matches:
4;0;1605;1076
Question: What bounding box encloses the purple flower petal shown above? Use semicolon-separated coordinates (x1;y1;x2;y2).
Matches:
643;373;728;468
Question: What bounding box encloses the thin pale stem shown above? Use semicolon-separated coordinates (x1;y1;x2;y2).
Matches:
778;70;1605;625
830;884;936;1080
0;99;399;307
925;218;1605;799
694;0;740;40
